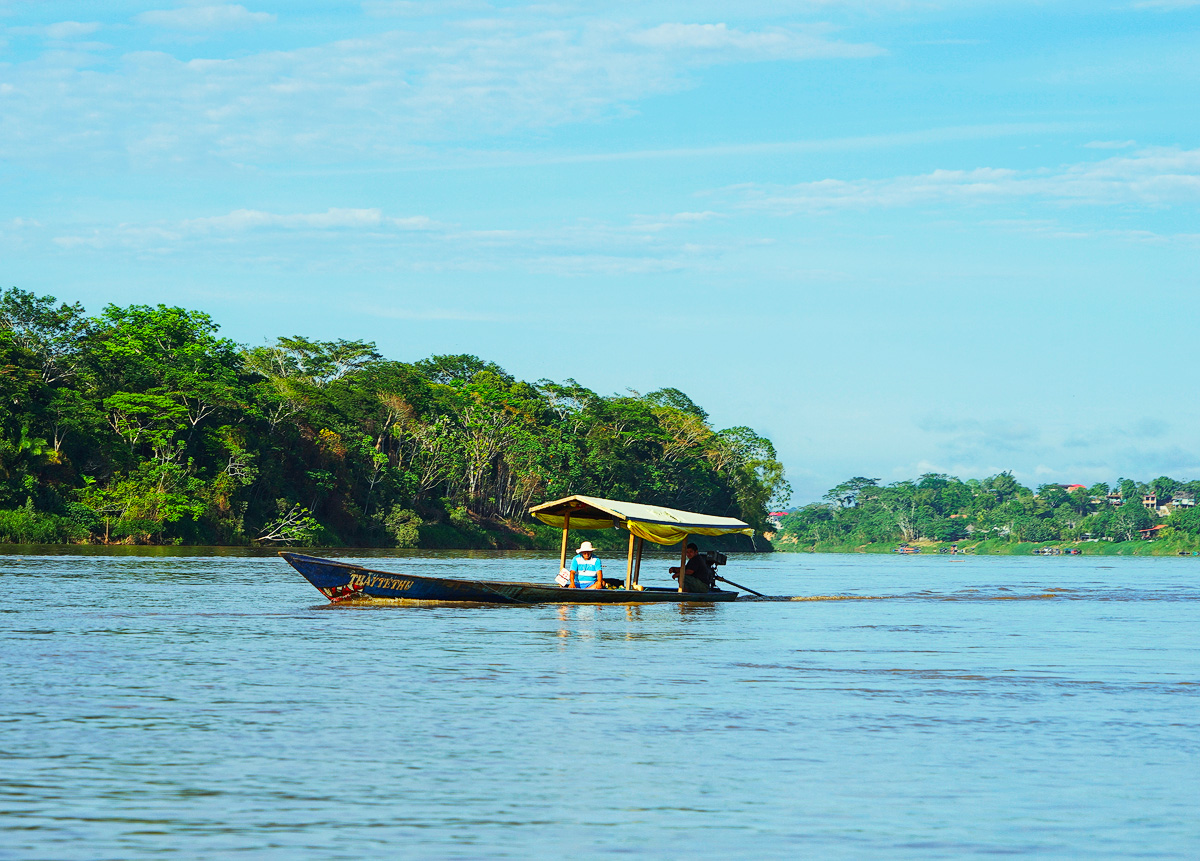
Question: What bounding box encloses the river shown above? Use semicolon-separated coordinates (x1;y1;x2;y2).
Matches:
1;550;1196;858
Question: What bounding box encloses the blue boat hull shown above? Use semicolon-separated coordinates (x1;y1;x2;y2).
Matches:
280;552;738;604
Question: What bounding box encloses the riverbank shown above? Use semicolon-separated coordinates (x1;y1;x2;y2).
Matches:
0;518;770;554
775;536;1200;556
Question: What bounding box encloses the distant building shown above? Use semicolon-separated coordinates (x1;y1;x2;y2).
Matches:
1139;524;1169;540
1106;493;1123;506
1172;492;1196;508
1142;493;1158;511
767;511;789;529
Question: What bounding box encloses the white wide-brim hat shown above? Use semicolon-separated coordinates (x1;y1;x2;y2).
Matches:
577;541;596;553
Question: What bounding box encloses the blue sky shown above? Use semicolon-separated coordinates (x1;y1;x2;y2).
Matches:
2;1;1199;502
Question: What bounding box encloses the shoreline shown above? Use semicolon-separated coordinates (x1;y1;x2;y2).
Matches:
0;522;772;555
774;537;1200;556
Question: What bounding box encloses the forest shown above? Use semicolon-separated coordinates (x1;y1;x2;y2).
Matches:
0;288;789;548
777;473;1200;550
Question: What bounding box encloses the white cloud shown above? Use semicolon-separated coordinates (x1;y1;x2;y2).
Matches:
729;147;1200;213
136;5;276;31
181;207;439;232
918;416;1039;458
527;254;692;276
50;207;440;249
1132;0;1200;9
185;207;386;231
1084;140;1136;149
391;216;438;230
0;17;879;167
1063;419;1169;449
362;0;491;16
984;219;1200;245
53;225;184;249
41;204;736;279
438;122;1071;171
629;22;882;59
625;210;722;231
45;21;101;39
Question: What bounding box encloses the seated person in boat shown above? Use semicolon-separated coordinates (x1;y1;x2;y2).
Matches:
568;541;604;589
670;543;715;592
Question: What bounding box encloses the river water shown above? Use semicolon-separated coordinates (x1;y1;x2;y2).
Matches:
1;550;1196;859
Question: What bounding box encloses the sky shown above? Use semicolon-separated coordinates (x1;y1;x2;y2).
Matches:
2;1;1199;503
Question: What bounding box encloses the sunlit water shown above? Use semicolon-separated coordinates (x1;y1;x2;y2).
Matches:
1;550;1196;859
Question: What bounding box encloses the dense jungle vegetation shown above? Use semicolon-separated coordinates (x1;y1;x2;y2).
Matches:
778;473;1200;551
0;288;788;548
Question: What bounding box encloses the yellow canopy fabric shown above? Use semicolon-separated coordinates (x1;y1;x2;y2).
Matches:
529;494;754;546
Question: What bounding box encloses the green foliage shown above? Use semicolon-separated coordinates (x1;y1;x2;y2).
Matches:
257;501;321;545
822;476;880;509
414;353;513;385
778;470;1198;550
1111;500;1154;541
246;336;382;387
1170;507;1200;536
0;287;92;384
1118;477;1142;502
0;287;787;547
0;500;74;543
644;387;708;421
1150;475;1178;498
382;506;423;548
779;504;836;544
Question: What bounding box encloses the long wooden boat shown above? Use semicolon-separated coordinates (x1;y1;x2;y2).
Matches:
283;494;756;605
280;552;738;604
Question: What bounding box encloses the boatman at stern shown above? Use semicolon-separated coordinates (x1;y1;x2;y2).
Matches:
670;543;715;592
569;541;604;589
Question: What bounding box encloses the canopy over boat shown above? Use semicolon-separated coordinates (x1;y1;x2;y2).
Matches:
530;494;752;595
529;494;753;545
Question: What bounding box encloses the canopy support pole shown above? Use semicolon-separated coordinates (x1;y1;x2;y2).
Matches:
624;530;636;590
633;537;644;586
678;534;688;593
559;513;571;577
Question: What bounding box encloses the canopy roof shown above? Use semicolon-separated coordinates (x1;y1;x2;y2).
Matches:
529;495;753;546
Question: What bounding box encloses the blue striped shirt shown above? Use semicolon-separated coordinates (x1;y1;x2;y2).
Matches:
569;554;603;587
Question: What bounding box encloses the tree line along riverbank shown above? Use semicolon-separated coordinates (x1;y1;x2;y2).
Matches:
774;473;1200;555
0;288;788;549
777;537;1200;556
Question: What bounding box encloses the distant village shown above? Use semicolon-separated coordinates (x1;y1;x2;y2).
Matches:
1048;484;1195;539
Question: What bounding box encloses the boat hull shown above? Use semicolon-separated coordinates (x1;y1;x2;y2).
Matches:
280;552;738;604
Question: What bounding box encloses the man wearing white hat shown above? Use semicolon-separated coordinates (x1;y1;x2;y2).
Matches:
568;541;604;589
